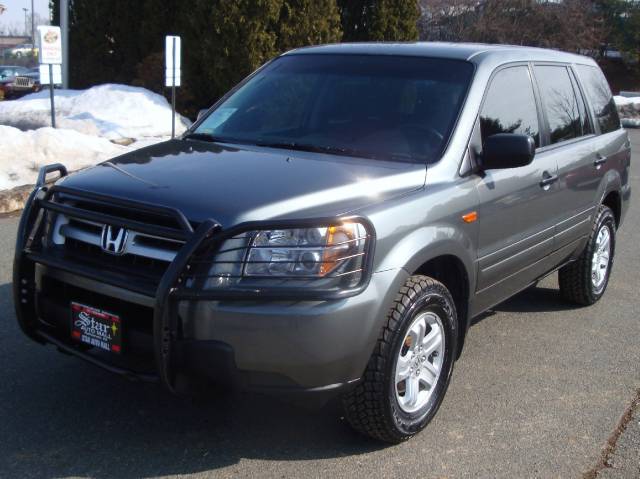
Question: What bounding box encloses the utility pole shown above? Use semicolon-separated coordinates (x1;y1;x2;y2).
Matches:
31;0;34;56
23;7;28;36
61;0;69;88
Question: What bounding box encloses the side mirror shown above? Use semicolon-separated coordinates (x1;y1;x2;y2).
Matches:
197;109;208;121
481;133;535;170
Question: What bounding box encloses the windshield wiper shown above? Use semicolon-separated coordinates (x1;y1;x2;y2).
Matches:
256;141;359;157
182;132;228;143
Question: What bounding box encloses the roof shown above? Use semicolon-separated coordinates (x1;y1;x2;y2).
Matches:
286;42;596;66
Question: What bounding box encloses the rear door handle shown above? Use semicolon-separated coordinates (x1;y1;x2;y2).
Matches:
594;153;608;167
540;172;559;188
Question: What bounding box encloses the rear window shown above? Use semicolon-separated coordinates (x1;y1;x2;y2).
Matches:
534;65;584;145
575;65;620;134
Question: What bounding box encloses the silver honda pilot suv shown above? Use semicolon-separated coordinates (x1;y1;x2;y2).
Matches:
14;43;631;442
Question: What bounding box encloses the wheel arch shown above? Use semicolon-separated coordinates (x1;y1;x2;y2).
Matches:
411;253;471;359
602;190;621;227
374;223;477;359
597;169;623;227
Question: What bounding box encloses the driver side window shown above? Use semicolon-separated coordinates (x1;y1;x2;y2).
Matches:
480;66;540;147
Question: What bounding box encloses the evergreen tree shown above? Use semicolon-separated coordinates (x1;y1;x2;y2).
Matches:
338;0;420;42
51;0;147;88
597;0;640;65
277;0;342;51
180;0;282;114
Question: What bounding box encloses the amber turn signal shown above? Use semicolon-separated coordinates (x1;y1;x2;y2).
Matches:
462;211;478;223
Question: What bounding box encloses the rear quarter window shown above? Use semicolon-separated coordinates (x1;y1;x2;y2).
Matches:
575;65;620;134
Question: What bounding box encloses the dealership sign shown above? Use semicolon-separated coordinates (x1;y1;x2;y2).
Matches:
38;25;63;64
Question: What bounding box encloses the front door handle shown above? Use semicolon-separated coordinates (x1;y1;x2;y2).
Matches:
540;172;559;188
594;153;608;167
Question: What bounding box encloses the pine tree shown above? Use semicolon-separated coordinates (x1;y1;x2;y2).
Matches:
338;0;420;42
50;0;147;88
180;0;282;114
276;0;342;52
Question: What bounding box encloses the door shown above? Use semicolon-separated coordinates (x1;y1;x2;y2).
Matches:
532;64;600;250
474;65;561;300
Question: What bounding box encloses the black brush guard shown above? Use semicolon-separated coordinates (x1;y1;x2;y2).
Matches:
14;164;375;394
14;164;222;392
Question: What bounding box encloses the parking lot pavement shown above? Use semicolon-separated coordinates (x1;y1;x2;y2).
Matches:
0;130;638;479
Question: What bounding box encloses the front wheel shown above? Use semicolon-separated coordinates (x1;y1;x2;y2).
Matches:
342;275;457;443
559;205;616;305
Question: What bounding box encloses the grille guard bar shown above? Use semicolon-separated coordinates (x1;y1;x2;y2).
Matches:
14;166;221;392
14;165;374;393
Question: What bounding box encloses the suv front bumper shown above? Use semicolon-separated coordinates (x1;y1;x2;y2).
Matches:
14;165;406;401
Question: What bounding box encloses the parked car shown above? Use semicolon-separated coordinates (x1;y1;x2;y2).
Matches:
7;43;35;57
0;65;41;99
14;43;630;443
0;65;29;79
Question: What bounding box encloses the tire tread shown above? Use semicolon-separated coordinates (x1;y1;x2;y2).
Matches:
342;275;453;443
559;205;615;305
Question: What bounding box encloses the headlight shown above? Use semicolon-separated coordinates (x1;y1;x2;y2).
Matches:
191;220;373;295
244;223;367;279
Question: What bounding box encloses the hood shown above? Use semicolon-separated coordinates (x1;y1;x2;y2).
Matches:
58;139;426;227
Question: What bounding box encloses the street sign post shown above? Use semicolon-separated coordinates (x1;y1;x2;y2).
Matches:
165;35;181;138
38;25;63;128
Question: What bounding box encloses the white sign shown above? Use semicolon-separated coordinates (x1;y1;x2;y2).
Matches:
38;25;63;64
39;64;62;85
165;35;181;87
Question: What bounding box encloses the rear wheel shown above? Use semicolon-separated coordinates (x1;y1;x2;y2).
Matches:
342;275;457;443
559;205;616;305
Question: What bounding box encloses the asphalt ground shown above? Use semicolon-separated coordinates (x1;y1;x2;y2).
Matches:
0;130;638;478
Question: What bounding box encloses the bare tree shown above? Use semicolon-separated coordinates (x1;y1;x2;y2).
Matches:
421;0;605;53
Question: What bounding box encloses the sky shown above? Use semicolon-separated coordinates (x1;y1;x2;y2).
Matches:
0;0;50;36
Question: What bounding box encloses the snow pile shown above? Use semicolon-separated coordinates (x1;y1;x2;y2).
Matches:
0;126;127;190
0;84;191;140
614;95;640;128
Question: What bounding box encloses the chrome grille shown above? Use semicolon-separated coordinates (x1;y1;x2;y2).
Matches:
13;76;35;89
52;214;184;263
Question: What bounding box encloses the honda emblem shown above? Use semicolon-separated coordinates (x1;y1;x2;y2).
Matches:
101;225;128;255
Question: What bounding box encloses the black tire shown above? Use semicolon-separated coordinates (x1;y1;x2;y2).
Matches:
342;275;458;443
559;205;616;305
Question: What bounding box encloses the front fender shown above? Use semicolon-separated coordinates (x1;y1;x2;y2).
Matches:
375;223;477;295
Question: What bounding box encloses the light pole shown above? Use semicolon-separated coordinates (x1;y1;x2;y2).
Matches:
22;7;28;37
31;0;34;56
61;0;68;88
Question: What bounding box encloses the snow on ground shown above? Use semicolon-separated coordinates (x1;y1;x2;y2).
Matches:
0;125;129;190
0;84;191;141
614;95;640;128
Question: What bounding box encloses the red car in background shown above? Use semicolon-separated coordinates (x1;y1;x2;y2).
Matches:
0;65;42;100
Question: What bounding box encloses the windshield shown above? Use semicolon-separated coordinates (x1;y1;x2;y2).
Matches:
0;67;26;79
194;54;473;163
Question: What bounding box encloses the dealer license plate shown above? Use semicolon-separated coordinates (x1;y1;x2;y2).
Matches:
70;302;122;354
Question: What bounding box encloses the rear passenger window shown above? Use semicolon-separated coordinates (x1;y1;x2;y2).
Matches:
534;65;583;144
569;70;593;136
480;66;540;147
575;64;620;134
